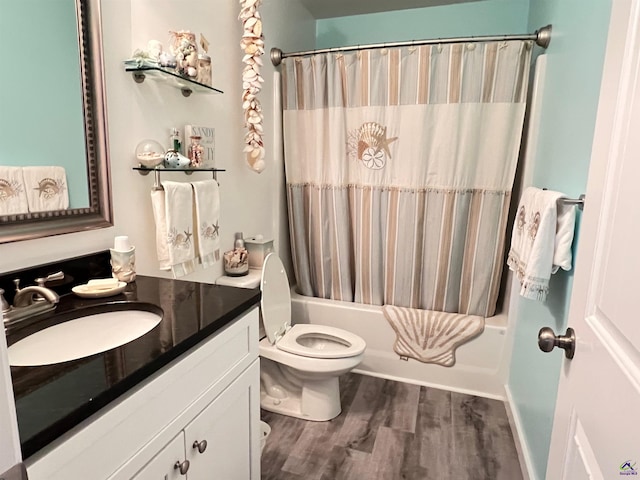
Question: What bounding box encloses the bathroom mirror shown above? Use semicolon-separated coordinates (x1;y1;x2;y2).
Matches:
0;0;112;243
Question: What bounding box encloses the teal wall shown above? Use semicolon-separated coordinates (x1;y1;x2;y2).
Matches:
508;1;612;479
0;0;89;208
316;0;529;48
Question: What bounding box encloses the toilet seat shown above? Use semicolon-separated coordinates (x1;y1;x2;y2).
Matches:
261;254;366;360
276;324;366;359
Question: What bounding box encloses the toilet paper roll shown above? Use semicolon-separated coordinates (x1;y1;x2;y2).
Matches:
114;236;132;252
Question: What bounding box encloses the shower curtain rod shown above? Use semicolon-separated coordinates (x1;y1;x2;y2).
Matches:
270;24;551;66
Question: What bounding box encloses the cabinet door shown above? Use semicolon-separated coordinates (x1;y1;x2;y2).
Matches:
132;432;187;480
184;360;260;480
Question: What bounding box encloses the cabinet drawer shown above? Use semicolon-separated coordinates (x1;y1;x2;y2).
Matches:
26;308;258;480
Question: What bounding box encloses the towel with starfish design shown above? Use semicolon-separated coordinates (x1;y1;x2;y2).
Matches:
152;181;195;278
191;180;221;268
22;166;69;212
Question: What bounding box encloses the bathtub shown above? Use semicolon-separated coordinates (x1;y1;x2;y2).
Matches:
290;290;510;400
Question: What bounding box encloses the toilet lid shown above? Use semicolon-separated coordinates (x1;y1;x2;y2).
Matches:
260;253;292;344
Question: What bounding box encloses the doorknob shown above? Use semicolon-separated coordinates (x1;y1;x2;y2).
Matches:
538;327;576;359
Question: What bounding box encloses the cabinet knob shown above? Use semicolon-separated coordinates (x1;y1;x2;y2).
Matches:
192;439;208;454
174;459;190;475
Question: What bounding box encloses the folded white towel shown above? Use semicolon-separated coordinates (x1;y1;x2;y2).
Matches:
22;166;69;212
0;167;28;215
158;181;196;278
191;180;221;268
507;187;576;301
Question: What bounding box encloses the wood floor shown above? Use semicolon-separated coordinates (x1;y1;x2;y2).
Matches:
261;373;523;480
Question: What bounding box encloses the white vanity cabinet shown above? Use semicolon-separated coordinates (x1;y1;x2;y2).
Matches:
25;308;260;480
132;362;257;480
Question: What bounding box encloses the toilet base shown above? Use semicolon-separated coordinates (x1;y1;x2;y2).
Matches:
260;365;342;421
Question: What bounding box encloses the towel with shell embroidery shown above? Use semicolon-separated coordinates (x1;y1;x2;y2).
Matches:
507;187;576;301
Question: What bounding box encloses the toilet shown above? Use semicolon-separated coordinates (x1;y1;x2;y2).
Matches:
259;253;366;421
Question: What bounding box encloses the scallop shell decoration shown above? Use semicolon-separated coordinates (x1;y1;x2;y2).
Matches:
0;179;22;202
239;0;266;173
35;178;65;200
347;122;398;170
382;305;484;367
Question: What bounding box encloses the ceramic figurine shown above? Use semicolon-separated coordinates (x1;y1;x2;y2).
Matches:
164;150;191;169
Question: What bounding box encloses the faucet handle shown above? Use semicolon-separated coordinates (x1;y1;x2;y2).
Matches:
35;272;65;287
13;278;20;293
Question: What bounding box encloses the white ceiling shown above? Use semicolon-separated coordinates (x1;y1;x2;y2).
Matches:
298;0;481;19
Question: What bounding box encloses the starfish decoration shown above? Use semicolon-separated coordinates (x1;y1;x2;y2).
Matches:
212;221;220;238
377;126;398;159
183;229;193;245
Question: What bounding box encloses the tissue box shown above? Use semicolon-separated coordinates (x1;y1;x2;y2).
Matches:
245;236;274;269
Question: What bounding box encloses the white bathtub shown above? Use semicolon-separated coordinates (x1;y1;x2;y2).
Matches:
290;290;509;400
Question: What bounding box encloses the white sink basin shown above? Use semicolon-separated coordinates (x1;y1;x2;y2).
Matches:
8;308;162;366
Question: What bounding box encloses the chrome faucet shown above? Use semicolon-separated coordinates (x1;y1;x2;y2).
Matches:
13;284;60;307
3;277;60;331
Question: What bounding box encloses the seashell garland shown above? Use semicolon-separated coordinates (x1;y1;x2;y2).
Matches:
239;0;266;173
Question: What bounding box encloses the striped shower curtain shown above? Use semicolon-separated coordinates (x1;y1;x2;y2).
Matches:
282;41;532;317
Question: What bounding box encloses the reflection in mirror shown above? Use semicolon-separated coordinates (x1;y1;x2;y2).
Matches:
0;0;112;243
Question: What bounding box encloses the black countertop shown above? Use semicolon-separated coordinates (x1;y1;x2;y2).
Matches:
2;251;261;459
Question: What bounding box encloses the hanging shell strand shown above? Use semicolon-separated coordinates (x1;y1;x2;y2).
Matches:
239;0;265;173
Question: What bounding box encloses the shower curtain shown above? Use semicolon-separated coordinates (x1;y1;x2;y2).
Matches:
282;41;532;317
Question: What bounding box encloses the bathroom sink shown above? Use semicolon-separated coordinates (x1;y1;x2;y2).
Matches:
8;304;163;366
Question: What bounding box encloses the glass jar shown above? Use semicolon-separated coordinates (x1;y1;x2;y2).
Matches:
169;31;198;77
188;136;204;168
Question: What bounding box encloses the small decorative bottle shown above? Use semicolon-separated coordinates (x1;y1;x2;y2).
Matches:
188;136;204;168
170;128;182;154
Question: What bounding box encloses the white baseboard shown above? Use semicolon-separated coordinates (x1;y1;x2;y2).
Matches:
504;385;537;480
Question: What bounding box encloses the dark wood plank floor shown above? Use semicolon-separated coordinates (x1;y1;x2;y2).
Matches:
261;373;523;480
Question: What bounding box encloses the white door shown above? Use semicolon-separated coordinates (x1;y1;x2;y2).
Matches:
546;1;640;478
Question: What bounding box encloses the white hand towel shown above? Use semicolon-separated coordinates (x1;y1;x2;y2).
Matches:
507;187;576;301
191;180;221;268
161;181;196;278
151;189;170;271
22;166;69;212
0;167;28;215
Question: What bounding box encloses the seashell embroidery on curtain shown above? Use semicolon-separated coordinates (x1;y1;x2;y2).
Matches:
347;122;398;170
239;0;266;173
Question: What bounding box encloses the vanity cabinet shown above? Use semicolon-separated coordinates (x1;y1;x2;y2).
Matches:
25;308;260;480
131;363;257;480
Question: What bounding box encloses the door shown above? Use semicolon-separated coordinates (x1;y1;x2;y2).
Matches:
131;432;186;480
184;360;260;480
546;1;640;478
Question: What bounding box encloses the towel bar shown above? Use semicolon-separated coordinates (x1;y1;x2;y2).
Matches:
132;167;225;190
559;194;585;210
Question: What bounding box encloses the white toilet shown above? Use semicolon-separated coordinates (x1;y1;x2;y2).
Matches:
259;253;366;421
